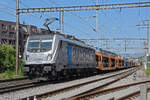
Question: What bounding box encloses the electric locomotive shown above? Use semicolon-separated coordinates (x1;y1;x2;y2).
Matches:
23;31;97;81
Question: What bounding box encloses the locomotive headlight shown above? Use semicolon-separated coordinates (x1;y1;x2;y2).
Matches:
47;54;52;61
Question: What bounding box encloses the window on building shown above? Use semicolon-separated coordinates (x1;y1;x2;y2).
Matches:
1;24;5;29
9;32;15;38
12;25;15;31
9;25;11;30
2;31;7;34
9;32;14;35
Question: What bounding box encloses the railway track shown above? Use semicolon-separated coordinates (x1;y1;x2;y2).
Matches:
115;84;150;100
70;80;150;100
0;77;64;94
33;67;137;100
64;68;137;100
0;67;138;100
0;77;35;94
0;70;121;94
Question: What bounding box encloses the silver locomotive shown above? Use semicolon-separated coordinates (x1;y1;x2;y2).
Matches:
23;32;96;81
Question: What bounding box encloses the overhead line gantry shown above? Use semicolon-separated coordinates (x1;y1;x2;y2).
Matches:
18;2;150;13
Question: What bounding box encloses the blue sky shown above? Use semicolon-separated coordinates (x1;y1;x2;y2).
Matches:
0;0;150;58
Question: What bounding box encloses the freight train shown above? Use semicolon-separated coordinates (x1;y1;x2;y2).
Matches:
23;31;139;81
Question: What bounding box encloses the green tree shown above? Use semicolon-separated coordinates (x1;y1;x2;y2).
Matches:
0;45;24;79
0;45;16;73
0;45;7;72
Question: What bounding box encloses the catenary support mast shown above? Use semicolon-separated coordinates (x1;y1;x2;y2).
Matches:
16;0;19;75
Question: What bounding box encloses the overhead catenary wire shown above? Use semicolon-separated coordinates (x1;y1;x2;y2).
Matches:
12;0;45;24
46;0;98;33
0;9;16;17
0;1;16;17
41;0;93;35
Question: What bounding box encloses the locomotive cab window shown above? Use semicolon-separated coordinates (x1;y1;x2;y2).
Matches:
27;40;52;52
41;40;52;51
27;34;53;52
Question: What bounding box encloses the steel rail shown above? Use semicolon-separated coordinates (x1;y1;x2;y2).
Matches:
0;77;28;83
116;86;150;100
